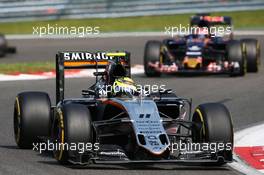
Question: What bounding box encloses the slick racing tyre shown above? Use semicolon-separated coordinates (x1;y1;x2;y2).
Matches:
192;103;233;165
227;41;246;76
52;104;93;164
241;39;260;72
0;34;7;57
14;92;51;148
144;40;162;77
0;48;5;57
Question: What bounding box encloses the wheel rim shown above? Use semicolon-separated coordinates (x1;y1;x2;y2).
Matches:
53;110;65;161
192;109;206;143
14;97;21;144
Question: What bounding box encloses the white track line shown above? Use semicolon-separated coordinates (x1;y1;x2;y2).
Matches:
229;123;264;175
229;154;264;175
235;123;264;147
6;31;264;40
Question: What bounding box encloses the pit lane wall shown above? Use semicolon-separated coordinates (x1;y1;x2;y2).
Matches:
0;0;264;22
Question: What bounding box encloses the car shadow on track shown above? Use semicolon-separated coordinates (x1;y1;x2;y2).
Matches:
37;160;230;171
0;145;19;149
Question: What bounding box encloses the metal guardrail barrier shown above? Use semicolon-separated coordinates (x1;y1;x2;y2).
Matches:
0;0;263;22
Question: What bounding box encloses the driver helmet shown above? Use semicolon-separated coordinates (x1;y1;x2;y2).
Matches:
112;77;138;97
107;62;127;84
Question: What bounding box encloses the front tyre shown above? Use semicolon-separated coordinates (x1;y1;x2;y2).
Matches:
241;39;260;73
192;103;233;165
52;104;93;164
14;92;51;148
227;41;246;76
144;40;162;77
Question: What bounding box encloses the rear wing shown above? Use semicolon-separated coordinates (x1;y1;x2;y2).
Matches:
56;51;130;69
55;51;131;103
190;15;232;26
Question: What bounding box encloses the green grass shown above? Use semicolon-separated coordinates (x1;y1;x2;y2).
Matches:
0;62;54;74
0;10;263;34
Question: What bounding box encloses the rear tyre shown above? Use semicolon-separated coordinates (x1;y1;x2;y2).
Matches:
241;39;260;72
0;34;7;57
52;104;93;164
0;48;5;57
14;92;51;148
144;40;162;77
227;41;246;76
192;103;233;165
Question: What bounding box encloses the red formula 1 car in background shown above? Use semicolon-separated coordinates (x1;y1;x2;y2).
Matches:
144;14;260;77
